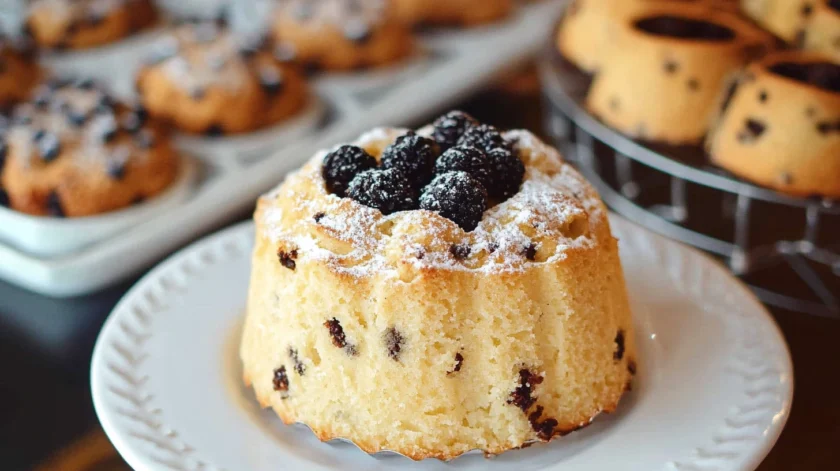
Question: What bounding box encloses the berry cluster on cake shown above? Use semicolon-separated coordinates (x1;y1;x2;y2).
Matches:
240;111;636;460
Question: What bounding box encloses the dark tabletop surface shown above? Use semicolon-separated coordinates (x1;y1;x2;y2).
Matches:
1;83;838;471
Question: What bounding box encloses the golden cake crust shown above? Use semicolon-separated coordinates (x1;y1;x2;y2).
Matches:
802;1;840;63
585;3;773;144
741;0;813;43
271;0;414;71
708;51;840;197
390;0;513;27
25;0;157;50
240;125;636;460
0;80;178;217
136;23;308;135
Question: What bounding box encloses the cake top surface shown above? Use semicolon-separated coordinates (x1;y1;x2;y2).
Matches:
257;113;611;278
144;22;286;97
2;78;159;171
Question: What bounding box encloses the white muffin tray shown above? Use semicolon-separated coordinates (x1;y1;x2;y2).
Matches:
0;0;565;297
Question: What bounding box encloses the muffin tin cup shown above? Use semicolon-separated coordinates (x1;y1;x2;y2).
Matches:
0;156;199;257
0;0;566;297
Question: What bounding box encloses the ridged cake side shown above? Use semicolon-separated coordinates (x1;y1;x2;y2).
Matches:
240;128;636;460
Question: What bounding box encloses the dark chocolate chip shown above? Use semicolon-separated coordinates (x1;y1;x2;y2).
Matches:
384;327;404;361
614;330;626;361
447;352;464;375
272;366;289;394
289;347;305;376
737;118;767;143
204;124;225;137
758;90;768;103
46;191;65;217
664;60;678;74
508;369;544;411
325;318;347;348
687;78;699;91
523;243;537;261
528;405;559;440
450;244;471;260
817;121;840;134
106;160;126;180
278;249;298;270
802;3;814;16
313;212;326;223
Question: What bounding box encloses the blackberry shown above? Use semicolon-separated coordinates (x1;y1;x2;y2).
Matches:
435;146;492;189
272;366;289;392
106;160;126;180
419;171;487;231
431;111;478;151
278;249;298;271
456;123;512;153
259;66;285;95
508;369;543;411
347;168;418;215
486;147;525;198
36;131;61;162
0;188;8;208
384;327;404;361
321;145;377;197
380;133;438;188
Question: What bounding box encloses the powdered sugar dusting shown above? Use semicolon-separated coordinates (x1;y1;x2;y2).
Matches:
258;126;609;279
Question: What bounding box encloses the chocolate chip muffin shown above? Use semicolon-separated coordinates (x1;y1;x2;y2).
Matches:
270;0;414;71
0;78;178;217
0;35;40;107
390;0;513;27
240;111;636;460
136;22;308;136
557;0;741;73
586;4;774;144
25;0;157;50
708;52;840;197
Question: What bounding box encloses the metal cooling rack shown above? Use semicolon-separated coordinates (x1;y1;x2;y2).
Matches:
539;53;840;319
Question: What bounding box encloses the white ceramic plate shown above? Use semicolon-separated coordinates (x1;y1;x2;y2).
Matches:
91;215;793;471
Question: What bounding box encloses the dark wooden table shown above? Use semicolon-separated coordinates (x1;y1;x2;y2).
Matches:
1;87;838;471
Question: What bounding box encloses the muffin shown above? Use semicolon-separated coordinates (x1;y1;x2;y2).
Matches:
586;4;773;144
0;35;40;107
708;52;840;197
271;0;414;71
0;78;178;217
240;111;636;459
25;0;157;50
390;0;513;27
136;21;308;136
801;1;840;62
557;0;743;73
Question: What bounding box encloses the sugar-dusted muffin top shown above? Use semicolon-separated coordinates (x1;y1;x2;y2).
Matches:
137;21;309;135
0;78;178;216
256;112;610;277
25;0;157;49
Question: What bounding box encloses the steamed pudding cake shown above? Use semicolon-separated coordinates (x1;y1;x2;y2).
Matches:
240;111;636;459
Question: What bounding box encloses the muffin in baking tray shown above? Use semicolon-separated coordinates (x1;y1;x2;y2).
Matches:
741;0;816;44
0;78;178;217
708;52;840;197
25;0;157;50
0;35;40;107
801;1;840;62
585;4;774;144
240;111;636;459
390;0;513;27
271;0;414;71
557;0;742;73
136;21;308;136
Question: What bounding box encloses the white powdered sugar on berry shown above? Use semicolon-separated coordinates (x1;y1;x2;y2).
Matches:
259;127;607;278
